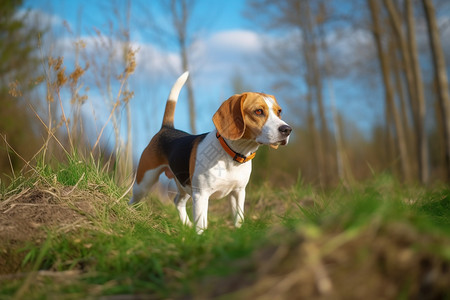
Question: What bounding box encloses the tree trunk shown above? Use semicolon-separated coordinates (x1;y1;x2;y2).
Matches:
171;0;197;134
369;0;412;181
307;92;325;186
180;44;197;134
422;0;450;181
300;0;329;185
317;5;351;186
124;0;133;185
384;0;422;183
390;37;414;156
383;0;417;116
405;0;429;184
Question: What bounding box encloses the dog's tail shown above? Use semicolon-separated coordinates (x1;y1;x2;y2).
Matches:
162;71;189;128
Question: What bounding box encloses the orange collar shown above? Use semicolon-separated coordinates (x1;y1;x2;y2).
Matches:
216;132;256;164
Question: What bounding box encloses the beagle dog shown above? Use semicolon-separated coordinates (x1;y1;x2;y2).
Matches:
130;72;292;233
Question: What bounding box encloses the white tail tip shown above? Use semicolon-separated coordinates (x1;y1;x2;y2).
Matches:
168;71;189;102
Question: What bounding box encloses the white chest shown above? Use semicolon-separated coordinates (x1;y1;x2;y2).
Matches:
190;132;253;199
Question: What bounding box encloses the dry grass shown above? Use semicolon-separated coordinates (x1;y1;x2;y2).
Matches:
0;181;112;274
4;34;138;189
205;223;450;300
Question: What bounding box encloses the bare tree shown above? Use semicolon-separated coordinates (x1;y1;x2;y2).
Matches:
369;0;412;181
422;0;450;181
117;0;134;184
300;0;331;185
140;0;200;134
383;0;429;183
245;0;334;185
74;0;136;184
317;3;353;187
405;0;429;184
242;0;449;184
169;0;197;133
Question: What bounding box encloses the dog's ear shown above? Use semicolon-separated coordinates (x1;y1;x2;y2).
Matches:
213;93;247;140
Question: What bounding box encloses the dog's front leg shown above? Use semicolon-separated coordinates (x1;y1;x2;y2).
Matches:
230;189;246;228
192;192;209;234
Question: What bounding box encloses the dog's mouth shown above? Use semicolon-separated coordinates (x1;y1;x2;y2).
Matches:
269;139;288;149
274;139;288;146
257;137;289;148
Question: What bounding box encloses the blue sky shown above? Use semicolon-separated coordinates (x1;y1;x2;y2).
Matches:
21;0;385;161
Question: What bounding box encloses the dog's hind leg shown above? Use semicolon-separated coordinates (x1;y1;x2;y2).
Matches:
129;166;166;205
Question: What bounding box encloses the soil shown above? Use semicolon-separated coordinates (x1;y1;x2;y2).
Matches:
202;224;450;300
0;185;96;274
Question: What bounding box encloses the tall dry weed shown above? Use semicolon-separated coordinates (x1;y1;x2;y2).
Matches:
7;33;138;188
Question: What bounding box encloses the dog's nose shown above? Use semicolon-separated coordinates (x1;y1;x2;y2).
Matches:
279;125;292;136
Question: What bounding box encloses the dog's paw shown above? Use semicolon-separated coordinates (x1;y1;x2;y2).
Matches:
234;217;244;228
183;219;193;227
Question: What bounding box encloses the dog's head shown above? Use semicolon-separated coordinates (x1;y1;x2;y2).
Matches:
213;92;292;148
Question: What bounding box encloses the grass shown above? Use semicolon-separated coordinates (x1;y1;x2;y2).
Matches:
2;50;450;295
1;155;450;299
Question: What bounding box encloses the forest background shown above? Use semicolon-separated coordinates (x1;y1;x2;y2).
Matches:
2;0;450;188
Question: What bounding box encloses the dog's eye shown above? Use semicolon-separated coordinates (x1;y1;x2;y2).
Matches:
277;109;282;117
254;109;264;116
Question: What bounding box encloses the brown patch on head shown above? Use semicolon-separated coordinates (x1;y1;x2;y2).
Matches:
135;133;168;183
213;93;247;140
252;93;284;147
261;93;282;118
214;92;282;141
241;92;270;140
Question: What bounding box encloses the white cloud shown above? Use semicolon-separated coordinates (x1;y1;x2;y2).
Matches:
188;29;268;92
132;42;181;79
16;8;64;30
207;30;263;53
193;29;263;67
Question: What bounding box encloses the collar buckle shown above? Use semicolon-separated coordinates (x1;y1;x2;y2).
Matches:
216;132;255;164
233;153;246;163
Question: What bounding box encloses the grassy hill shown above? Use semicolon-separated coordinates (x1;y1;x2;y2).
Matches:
1;155;450;299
